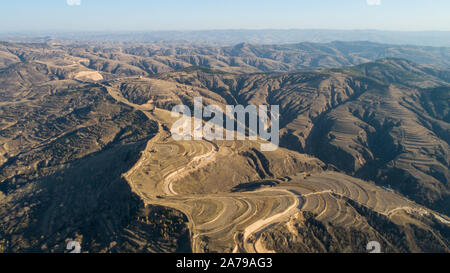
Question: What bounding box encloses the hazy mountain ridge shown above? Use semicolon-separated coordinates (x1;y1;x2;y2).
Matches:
3;30;450;47
1;41;450;76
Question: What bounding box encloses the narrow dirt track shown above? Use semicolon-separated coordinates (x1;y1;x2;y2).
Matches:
240;189;302;253
162;144;218;196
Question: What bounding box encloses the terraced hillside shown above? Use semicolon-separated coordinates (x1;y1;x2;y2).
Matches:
0;81;190;252
101;79;450;253
0;41;449;253
151;60;449;216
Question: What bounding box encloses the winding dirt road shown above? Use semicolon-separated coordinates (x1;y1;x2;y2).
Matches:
239;189;303;253
101;81;450;253
103;82;303;253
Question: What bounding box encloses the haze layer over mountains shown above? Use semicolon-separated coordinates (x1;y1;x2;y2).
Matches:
3;30;450;47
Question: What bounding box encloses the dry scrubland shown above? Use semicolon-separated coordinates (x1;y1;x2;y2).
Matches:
105;79;449;253
0;41;448;252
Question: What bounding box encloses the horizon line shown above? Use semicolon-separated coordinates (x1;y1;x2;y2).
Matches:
2;28;450;35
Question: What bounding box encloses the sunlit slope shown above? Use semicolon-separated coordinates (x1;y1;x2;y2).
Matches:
153;61;449;215
259;172;449;253
0;40;449;253
104;75;449;253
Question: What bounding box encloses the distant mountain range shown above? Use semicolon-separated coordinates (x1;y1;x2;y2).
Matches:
2;40;449;77
3;29;450;47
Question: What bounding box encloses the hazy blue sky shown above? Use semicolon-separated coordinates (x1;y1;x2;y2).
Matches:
0;0;449;32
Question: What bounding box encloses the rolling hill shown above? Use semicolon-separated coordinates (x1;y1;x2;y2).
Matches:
0;41;448;253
